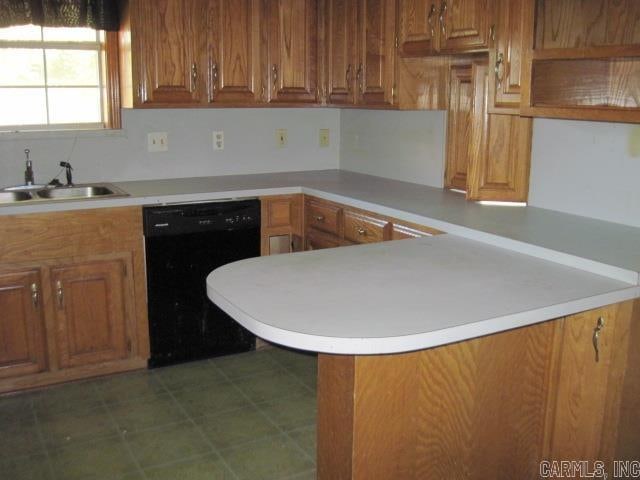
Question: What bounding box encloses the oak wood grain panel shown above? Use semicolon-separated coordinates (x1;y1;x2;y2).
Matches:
305;198;342;236
51;258;130;369
260;194;303;255
467;62;532;202
208;0;262;104
489;0;525;113
398;0;438;56
438;0;490;53
0;207;149;364
317;354;355;480
544;302;636;465
357;0;397;107
391;220;443;239
136;0;206;105
444;64;473;191
605;0;640;46
0;269;47;379
398;56;450;110
343;210;390;244
266;0;319;103
324;0;358;105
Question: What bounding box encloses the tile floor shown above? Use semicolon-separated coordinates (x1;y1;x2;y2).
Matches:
0;347;318;480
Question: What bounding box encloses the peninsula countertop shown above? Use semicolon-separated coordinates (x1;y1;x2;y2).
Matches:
1;169;639;283
206;235;640;354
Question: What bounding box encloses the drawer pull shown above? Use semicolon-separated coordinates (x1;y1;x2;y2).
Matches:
31;283;39;308
593;316;605;362
314;215;325;222
356;227;367;236
56;280;64;309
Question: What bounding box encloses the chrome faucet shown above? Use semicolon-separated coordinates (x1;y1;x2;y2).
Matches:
59;162;74;186
24;149;34;185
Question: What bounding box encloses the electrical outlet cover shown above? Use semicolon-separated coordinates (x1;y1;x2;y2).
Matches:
319;128;330;147
148;132;168;152
213;131;224;151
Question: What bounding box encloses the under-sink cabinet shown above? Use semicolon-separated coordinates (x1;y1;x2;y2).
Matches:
0;207;148;394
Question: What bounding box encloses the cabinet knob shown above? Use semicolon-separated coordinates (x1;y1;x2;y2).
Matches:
356;227;367;236
314;215;325;222
592;316;605;362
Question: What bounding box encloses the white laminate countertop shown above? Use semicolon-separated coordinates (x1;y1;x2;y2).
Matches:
1;169;639;283
206;235;640;354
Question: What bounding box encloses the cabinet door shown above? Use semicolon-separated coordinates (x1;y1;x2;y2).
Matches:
398;0;438;56
0;269;46;379
208;0;262;104
444;65;473;191
545;302;638;466
356;0;397;106
489;0;525;112
324;0;358;105
135;0;206;106
467;61;532;202
51;259;131;369
260;195;303;255
265;0;319;103
438;0;489;53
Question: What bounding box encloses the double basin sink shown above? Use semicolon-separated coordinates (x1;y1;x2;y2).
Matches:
0;184;129;205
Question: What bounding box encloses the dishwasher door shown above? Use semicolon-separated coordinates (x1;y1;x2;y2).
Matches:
145;226;259;367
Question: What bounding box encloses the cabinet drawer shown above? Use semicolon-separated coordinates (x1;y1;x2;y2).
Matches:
344;211;389;244
306;200;342;236
305;230;341;251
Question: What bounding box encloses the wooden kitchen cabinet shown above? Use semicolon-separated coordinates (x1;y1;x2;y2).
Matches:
445;59;532;202
322;0;359;105
322;0;397;107
260;195;303;255
544;301;640;466
0;269;47;379
488;0;526;113
129;0;206;107
51;258;132;369
265;0;319;104
398;0;490;57
343;210;390;244
207;0;263;104
0;207;148;394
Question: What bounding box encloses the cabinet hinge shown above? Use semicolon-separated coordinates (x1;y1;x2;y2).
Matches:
122;263;128;277
395;36;399;49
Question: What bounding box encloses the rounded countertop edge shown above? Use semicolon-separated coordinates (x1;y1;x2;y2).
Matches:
206;269;640;355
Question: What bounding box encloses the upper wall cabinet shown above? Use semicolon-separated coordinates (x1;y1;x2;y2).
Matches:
207;0;263;104
265;0;319;104
521;0;640;123
131;0;207;107
398;0;490;56
488;0;526;113
323;0;397;108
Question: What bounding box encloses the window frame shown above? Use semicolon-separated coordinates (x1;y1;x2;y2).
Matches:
0;26;121;131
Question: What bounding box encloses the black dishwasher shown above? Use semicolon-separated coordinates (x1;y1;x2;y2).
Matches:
144;199;259;368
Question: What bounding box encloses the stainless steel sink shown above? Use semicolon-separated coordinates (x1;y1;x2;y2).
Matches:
0;191;33;203
36;185;123;199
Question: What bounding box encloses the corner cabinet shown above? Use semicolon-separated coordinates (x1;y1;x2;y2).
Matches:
0;207;149;394
0;269;47;379
260;195;304;255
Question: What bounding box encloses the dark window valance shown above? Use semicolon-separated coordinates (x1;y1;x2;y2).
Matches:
0;0;120;31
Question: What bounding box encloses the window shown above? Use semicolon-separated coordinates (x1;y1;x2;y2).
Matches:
0;24;119;131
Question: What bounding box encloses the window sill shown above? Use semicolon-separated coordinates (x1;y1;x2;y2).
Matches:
0;128;126;140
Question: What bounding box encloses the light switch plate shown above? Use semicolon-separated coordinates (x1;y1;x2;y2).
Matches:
147;132;168;152
319;128;330;147
276;128;288;148
213;131;224;150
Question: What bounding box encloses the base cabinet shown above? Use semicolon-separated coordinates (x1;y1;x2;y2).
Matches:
0;207;148;394
51;259;132;369
0;269;47;379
